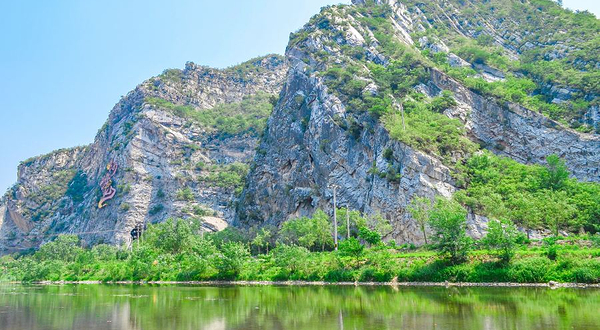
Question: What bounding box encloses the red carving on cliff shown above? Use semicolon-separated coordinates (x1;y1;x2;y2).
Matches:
98;160;118;209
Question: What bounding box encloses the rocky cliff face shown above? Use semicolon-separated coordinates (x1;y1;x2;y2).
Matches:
237;65;458;243
236;0;599;243
0;55;288;253
1;0;598;252
428;70;599;181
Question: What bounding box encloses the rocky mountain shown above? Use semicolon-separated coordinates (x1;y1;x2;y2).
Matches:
1;0;599;252
0;55;287;253
237;0;599;242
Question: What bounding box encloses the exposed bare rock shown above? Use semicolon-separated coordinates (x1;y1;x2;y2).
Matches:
0;55;288;253
237;0;599;245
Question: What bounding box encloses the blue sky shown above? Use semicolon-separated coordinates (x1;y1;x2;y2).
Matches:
0;0;597;193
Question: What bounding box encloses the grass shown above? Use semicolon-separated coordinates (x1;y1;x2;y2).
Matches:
1;224;598;284
145;92;275;137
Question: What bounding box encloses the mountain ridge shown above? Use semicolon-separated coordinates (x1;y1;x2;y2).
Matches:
0;54;287;253
1;0;598;253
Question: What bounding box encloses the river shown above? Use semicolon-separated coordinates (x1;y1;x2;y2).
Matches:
0;284;598;329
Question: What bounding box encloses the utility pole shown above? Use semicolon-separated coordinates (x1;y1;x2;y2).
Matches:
400;101;405;131
346;207;350;239
332;185;338;250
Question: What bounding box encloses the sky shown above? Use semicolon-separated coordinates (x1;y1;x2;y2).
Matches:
0;0;597;193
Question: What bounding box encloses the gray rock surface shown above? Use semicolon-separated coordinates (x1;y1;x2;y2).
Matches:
237;66;456;244
429;69;599;181
0;55;288;253
1;0;598;252
237;0;599;245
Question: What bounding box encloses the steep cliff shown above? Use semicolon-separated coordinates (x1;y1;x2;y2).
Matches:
0;55;288;253
237;0;599;242
1;0;599;252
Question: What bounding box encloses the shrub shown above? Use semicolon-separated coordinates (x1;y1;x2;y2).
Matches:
339;237;364;259
591;234;600;248
271;244;310;277
214;242;250;279
544;242;559;261
482;219;522;262
428;198;471;264
279;210;333;251
176;187;194;201
407;196;432;245
358;226;381;246
149;204;164;215
36;235;82;262
145;92;274;137
508;257;552;283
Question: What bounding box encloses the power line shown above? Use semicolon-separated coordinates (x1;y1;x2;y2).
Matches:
25;228;121;238
1;229;125;251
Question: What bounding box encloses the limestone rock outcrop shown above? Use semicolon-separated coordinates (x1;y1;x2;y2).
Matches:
0;55;288;253
2;0;598;252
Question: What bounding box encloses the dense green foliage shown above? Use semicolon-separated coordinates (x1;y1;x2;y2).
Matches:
322;63;475;163
455;152;600;234
1;226;598;284
384;92;477;162
2;206;599;284
312;3;599;237
279;210;333;251
146;92;275;137
408;0;600;128
428;198;472;264
482;219;523;262
175;187;194;201
199;162;249;194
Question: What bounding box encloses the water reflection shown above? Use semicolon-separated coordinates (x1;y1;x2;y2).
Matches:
0;284;598;330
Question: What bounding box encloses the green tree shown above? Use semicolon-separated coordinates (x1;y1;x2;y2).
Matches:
251;228;273;254
508;193;542;239
36;235;82;262
210;227;249;247
358;226;382;246
279;210;333;251
483;219;521;262
338;237;364;260
214;242;250;279
407;196;432;244
540;154;570;190
369;213;393;238
543;191;576;236
336;208;363;238
312;210;334;251
279;217;317;249
271;244;310;276
354;212;392;244
428;198;471;264
144;218;200;254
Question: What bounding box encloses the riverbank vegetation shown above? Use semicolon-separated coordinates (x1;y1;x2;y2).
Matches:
2;210;598;284
2;156;598;284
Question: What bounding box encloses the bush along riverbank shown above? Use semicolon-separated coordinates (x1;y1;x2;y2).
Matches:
1;208;599;284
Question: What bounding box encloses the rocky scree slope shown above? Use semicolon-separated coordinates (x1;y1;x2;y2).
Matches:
0;55;287;253
237;0;599;243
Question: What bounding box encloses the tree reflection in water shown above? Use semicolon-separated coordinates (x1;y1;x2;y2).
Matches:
0;284;598;330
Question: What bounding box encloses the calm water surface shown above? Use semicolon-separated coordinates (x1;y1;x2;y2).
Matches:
0;284;598;330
